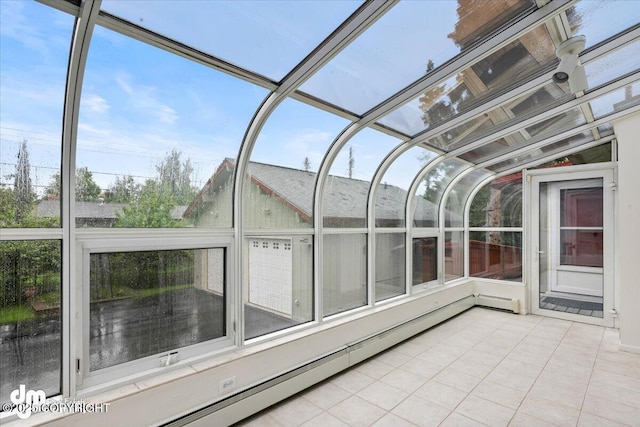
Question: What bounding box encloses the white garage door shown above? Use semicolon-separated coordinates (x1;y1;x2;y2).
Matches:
248;238;292;316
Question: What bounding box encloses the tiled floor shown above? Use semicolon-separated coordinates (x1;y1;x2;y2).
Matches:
236;307;640;427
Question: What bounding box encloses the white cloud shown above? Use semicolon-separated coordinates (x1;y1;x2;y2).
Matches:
82;94;110;113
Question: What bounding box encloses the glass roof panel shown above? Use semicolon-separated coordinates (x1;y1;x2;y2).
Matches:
459;107;586;163
323;128;401;228
301;0;533;115
413;158;468;228
585;39;640;90
374;146;436;228
244;98;349;229
424;82;571;151
567;0;640;48
445;169;492;227
377;21;557;135
100;0;361;81
590;81;640;120
0;1;74;228
487;130;594;172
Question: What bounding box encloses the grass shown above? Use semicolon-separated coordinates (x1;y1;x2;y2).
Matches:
0;305;35;325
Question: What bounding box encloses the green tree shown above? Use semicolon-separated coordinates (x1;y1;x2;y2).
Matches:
104;175;141;203
156;149;197;205
44;171;61;200
76;167;101;202
13;139;36;223
115;180;181;228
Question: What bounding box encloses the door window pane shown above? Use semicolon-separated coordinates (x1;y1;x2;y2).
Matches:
89;248;225;371
1;240;61;404
561;187;603;227
560;230;603;268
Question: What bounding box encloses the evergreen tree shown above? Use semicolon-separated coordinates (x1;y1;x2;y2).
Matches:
156;149;197;205
13;140;36;223
303;157;311;172
348;146;355;179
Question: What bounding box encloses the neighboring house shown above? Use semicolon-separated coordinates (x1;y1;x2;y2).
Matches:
37;200;187;227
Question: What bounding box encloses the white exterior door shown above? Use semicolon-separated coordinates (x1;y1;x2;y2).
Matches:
528;166;615;326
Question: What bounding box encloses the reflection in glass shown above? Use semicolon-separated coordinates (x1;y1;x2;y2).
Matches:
77;26;266;228
323;234;367;317
469;231;522;282
585;40;640;90
445;169;491;227
89;248;225;370
0;2;73;228
375;233;405;302
1;241;61;404
445;231;464;281
469;178;522;227
301;0;533;114
412;238;438;286
245;236;313;339
560;230;603;267
414;159;468;227
567;0;640;49
590;82;640;120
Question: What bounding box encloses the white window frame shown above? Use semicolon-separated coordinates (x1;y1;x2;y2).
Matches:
75;231;235;390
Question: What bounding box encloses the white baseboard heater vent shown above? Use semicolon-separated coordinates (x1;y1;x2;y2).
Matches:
164;295;476;427
475;294;520;313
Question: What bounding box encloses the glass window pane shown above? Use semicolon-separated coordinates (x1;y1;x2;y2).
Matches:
0;2;73;228
90;248;225;371
414;159;468;227
412;237;438;286
469;231;522;282
301;0;533;114
560;230;603;267
323;129;401;228
567;0;640;49
561;187;603;227
1;240;61;403
375;233;405;302
590;82;640;120
445;169;492;227
445;231;464;281
585;39;640;90
77;26;267;229
323;234;367;317
245;99;348;229
245;236;312;339
100;0;360;81
378;21;557;136
375;147;436;228
470;178;522;227
487;131;595;172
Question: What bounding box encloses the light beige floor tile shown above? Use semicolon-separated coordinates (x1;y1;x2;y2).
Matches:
455;395;515;427
416;345;466;368
519;395;580;426
376;350;414;367
391;395;451;427
472;379;527;409
578;411;629;427
303;381;351;410
399;359;443;379
587;379;640;410
394;340;429;357
300;412;349;427
432;367;482;393
439;412;487;427
593;357;640;379
542;358;593;383
506;349;550;368
355;358;396;379
527;379;587;410
495;357;544;380
582;394;640;426
357;380;409;411
448;357;495;379
413;379;467;410
371;413;418;427
328;395;386;427
483;367;537;393
268;397;322;427
330;369;375;394
379;368;428;393
508;411;554;427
